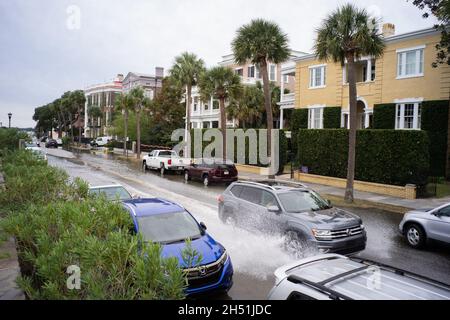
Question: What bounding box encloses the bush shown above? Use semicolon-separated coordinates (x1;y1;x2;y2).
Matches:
297;129;430;186
0;128;29;155
190;129;288;174
373;104;395;129
421;100;449;177
290;109;309;160
0;151;186;299
323;107;342;129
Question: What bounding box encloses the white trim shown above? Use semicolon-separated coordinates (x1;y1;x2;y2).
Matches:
395;101;422;130
308;63;327;69
307;105;325;129
396;74;424;80
269;64;277;82
309;65;327;89
393;97;424;103
397;47;425;78
396;45;426;54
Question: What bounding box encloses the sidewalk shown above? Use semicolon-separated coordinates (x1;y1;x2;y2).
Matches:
238;172;450;213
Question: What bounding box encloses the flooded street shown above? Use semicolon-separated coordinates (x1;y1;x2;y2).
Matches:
46;149;450;298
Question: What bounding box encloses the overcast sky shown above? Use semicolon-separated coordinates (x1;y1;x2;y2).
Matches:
0;0;437;128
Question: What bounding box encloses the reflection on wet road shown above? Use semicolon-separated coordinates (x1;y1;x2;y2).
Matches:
47;150;450;299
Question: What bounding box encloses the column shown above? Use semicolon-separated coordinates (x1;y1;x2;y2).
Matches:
280;108;284;130
366;59;372;82
280;74;285;102
364;112;369;128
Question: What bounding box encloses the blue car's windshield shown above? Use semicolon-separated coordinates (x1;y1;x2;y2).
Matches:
137;211;202;244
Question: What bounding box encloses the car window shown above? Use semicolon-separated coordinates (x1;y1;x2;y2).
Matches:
260;190;278;208
240;187;262;205
438;205;450;217
230;185;243;197
158;151;172;157
149;151;155;157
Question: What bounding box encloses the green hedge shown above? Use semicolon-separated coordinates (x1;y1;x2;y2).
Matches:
323;107;342;129
291;109;308;130
297;129;430;186
0;128;29;155
373;104;395;129
421;100;449;177
190;129;288;174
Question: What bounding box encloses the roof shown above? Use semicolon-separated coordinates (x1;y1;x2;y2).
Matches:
294;26;440;63
281;255;450;300
122;198;184;217
219;50;310;66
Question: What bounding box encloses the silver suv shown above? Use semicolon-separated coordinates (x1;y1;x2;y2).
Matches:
399;202;450;249
218;181;366;255
268;254;450;300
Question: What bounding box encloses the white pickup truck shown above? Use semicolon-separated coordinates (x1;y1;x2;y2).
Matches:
142;150;188;174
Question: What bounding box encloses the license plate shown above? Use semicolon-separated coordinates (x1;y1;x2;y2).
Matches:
178;166;183;170
224;171;229;175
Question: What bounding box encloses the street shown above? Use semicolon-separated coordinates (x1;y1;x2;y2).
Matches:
45;149;450;299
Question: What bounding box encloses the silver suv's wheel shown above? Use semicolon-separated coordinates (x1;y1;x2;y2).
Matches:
406;224;425;248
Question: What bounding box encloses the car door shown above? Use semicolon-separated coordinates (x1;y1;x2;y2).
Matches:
258;190;285;235
428;205;450;243
237;186;264;231
149;151;159;168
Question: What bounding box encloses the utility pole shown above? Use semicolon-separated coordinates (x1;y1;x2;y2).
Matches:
8;113;12;128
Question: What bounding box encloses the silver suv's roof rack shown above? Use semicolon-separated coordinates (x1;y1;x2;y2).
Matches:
236;180;277;191
238;179;308;189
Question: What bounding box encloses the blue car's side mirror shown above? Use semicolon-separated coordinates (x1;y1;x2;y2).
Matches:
200;222;207;231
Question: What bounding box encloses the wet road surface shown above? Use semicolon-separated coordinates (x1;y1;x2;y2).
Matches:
46;149;450;299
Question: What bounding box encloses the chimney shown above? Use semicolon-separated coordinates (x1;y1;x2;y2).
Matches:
382;23;395;37
155;67;164;79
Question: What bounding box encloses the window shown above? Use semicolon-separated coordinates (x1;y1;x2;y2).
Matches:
230;185;243;197
235;68;243;76
212;121;219;128
269;64;277;81
240;187;262;204
283;75;289;84
397;47;424;78
395;102;422;130
260;191;278;209
438;205;450;217
308;107;324;129
193;97;198;112
248;65;255;78
213;100;219;110
256;65;261;79
342;112;349;129
204;103;209;111
309;65;326;88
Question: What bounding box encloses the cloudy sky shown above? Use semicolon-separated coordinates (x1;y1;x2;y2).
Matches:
0;0;437;128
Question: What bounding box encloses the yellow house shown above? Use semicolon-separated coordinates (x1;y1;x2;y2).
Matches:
289;24;450;130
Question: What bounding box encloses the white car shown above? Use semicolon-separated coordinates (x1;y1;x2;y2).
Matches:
88;184;133;201
91;136;112;147
142;150;187;174
25;142;47;161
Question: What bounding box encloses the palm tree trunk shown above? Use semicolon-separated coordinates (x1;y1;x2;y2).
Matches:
185;85;192;158
219;97;227;162
345;54;358;203
260;60;274;177
136;108;141;159
78;107;82;145
123;110;128;156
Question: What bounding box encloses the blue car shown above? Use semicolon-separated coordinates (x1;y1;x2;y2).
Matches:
122;198;233;295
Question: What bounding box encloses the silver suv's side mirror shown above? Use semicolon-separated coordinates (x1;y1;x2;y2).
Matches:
267;205;281;213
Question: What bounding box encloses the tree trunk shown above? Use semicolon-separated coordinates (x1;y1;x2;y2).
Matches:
185;85;192;158
123;110;128;156
70;113;74;142
219;97;227;162
78;107;82;145
345;54;358;203
260;60;274;177
136;108;141;159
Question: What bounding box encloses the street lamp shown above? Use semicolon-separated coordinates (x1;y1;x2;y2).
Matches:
8;113;12;128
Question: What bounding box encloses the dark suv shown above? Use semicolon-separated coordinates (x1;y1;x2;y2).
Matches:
218;181;366;255
184;159;238;186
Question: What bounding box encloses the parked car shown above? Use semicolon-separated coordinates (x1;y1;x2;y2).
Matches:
91;136;112;147
142;150;187;174
89;184;133;201
25;142;47;161
122;198;233;295
56;138;63;146
45;139;58;148
267;254;450;300
184;159;238;186
399;202;450;249
218;181;366;255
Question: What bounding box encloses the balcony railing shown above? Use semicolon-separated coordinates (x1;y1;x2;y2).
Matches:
281;93;295;102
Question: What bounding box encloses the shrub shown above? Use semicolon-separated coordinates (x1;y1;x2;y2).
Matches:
373;104;395;129
0;151;186;299
297;129;430;186
290;109;309;161
421;100;449;177
323;107;342;129
0;128;29;155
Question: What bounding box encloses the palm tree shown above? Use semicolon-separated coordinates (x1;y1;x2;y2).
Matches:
232;19;290;166
87;105;102;138
198;66;242;161
314;4;385;202
129;87;150;159
170;52;205;158
70;90;86;144
115;92;133;155
227;85;264;129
